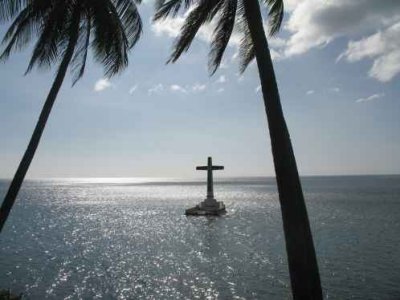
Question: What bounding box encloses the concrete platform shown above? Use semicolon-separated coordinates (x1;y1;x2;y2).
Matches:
185;204;226;216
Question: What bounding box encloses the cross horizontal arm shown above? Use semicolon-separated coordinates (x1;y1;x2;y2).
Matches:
212;166;224;170
196;166;208;170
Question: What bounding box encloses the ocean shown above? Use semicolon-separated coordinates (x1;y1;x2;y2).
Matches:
0;176;399;299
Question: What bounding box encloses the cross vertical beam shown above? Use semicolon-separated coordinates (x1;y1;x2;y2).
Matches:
207;157;214;199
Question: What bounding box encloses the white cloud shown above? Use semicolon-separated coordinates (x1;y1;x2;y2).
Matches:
355;93;384;103
170;84;187;93
255;85;261;93
152;16;184;38
94;78;112;92
330;87;341;93
306;90;315;95
284;0;400;81
147;82;210;95
338;22;400;82
285;0;400;57
148;83;164;95
216;75;227;84
192;83;206;92
269;37;287;48
284;0;300;12
129;85;138;94
217;87;225;93
147;82;209;95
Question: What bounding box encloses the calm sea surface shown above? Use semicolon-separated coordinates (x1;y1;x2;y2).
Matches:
0;176;399;299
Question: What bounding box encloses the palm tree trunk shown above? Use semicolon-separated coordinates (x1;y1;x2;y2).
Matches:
242;0;323;299
0;11;80;233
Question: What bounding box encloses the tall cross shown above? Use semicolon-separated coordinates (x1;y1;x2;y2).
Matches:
196;157;224;199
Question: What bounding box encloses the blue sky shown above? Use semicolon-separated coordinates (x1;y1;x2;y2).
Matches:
0;0;399;178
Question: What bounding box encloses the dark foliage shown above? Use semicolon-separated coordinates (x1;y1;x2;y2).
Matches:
1;0;143;83
154;0;283;73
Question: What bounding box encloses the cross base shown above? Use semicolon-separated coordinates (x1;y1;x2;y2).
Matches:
185;198;226;216
199;197;221;210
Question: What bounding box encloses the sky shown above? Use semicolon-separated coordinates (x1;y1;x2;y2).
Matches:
0;0;399;178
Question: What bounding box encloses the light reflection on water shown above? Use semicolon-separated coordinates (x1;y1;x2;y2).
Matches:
1;176;400;299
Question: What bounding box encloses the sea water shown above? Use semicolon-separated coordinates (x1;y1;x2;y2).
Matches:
0;176;399;299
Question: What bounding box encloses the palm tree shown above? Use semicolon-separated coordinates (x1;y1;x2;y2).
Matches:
0;0;142;232
154;0;322;298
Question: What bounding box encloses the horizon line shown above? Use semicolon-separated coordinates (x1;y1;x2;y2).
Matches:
0;173;399;181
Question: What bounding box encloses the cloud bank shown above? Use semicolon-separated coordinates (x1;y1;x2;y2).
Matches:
152;0;400;82
285;0;400;81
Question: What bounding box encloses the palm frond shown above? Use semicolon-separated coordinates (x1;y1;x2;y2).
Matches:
0;0;53;61
0;0;28;22
154;0;193;21
168;0;223;63
265;0;283;36
91;0;128;76
71;14;91;85
1;0;143;81
206;0;224;22
238;30;255;73
236;0;255;73
25;0;70;73
208;0;236;74
0;6;36;61
113;0;142;48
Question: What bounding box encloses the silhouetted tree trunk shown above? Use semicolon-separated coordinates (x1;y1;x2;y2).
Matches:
242;0;323;298
0;11;80;233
